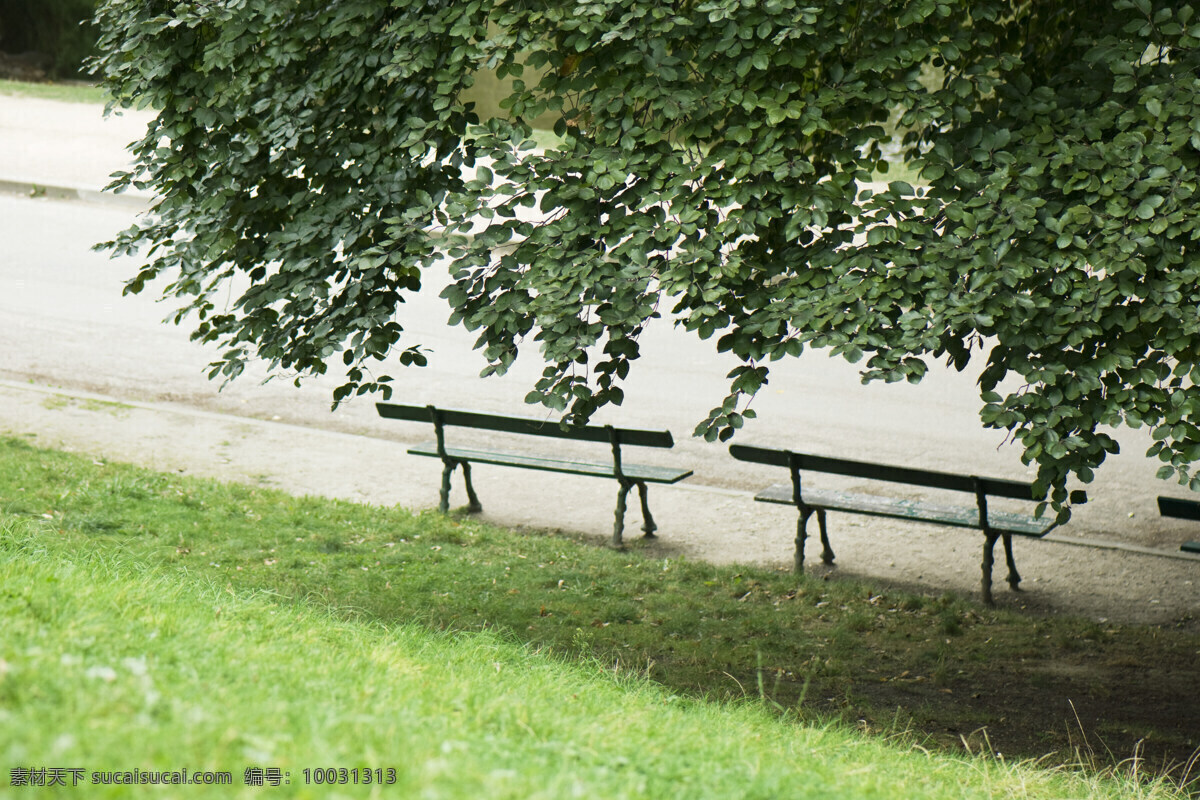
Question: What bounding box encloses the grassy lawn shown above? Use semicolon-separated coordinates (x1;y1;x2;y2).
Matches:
0;79;107;105
5;518;1176;800
0;435;1195;797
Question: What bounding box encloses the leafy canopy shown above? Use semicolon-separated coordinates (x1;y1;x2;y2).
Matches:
93;0;1200;515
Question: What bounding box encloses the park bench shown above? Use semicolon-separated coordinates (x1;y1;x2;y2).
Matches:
376;403;693;546
729;444;1082;605
1156;496;1200;554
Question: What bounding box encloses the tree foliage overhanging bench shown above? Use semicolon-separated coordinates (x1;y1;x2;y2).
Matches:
1156;496;1200;554
377;403;693;546
729;444;1084;605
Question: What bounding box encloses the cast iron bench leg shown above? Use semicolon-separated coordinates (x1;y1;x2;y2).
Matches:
816;508;834;565
461;462;483;513
636;481;657;537
612;480;632;547
1002;532;1021;590
439;461;455;513
438;459;481;514
795;507;814;573
981;530;1000;606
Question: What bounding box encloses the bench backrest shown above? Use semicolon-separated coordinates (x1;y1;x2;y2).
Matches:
1158;496;1200;520
729;443;1039;501
377;403;675;448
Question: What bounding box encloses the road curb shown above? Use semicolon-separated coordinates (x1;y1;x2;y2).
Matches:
0;177;151;210
1043;532;1200;562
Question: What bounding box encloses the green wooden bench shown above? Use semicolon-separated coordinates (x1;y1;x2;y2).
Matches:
1156;496;1200;553
376;403;692;546
729;444;1083;605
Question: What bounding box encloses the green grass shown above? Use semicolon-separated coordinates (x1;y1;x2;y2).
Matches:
0;79;107;105
40;394;132;416
0;436;1196;797
0;525;1187;799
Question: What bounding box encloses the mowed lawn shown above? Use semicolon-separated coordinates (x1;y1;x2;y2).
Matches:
0;435;1194;798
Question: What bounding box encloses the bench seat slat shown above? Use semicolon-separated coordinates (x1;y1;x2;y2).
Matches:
754;483;1054;537
408;443;693;484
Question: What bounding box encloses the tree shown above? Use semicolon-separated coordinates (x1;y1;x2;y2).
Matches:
93;0;1200;517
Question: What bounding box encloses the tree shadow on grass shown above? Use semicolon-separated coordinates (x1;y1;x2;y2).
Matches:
207;511;1200;787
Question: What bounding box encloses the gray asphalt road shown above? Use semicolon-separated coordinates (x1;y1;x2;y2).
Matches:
1;192;1198;555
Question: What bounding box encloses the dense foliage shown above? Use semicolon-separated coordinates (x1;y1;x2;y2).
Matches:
94;0;1200;514
0;0;97;78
